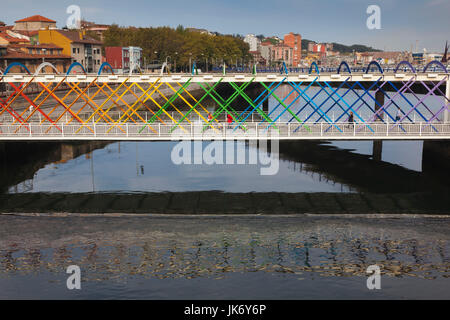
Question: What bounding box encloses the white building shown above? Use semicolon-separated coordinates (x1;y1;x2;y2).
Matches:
244;34;260;52
126;46;142;72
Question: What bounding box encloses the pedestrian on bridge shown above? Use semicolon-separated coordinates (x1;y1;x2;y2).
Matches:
348;112;354;129
227;113;233;129
395;109;401;122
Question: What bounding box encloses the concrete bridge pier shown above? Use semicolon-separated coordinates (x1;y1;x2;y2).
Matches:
372;140;383;161
0;143;5;166
371;90;385;161
374;90;385;121
445;80;449;123
422;140;450;181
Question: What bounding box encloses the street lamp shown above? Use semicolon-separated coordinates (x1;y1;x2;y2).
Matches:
174;52;178;73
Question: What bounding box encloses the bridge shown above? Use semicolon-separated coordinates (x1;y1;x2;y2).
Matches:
0;60;449;141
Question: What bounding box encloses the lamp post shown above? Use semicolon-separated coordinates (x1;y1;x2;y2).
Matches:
174;51;178;73
153;51;158;73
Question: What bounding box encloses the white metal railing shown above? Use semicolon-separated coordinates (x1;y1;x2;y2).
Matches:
0;122;449;140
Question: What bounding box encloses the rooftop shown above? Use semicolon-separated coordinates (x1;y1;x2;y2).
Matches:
14;30;39;37
80;20;110;29
15;15;56;23
46;29;103;45
0;32;28;44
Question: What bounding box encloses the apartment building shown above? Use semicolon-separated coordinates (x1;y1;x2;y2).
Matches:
39;29;103;73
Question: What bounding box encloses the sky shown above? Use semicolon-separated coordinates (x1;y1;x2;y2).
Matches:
1;0;449;52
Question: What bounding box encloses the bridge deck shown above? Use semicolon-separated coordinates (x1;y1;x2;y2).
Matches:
0;122;449;140
1;71;449;141
1;72;449;83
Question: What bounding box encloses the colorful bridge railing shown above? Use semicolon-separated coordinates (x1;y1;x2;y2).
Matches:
0;61;449;140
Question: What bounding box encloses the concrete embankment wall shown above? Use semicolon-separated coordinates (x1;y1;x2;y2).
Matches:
1;191;450;215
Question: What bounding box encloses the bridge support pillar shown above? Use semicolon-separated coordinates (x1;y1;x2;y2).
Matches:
0;143;5;166
445;80;449;123
375;90;384;121
372;140;383;162
263;93;269;113
423;140;450;180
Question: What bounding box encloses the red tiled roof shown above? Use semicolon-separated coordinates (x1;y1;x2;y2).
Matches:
14;30;39;37
0;26;13;31
15;15;56;23
0;32;28;44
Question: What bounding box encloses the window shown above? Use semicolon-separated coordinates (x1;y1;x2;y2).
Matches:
77;48;80;54
29;49;33;54
73;48;76;54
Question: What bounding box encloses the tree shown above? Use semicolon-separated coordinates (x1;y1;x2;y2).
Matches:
102;26;251;69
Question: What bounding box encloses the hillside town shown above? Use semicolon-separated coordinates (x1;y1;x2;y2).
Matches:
0;14;448;74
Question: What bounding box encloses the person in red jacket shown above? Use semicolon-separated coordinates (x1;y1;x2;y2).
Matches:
227;113;233;129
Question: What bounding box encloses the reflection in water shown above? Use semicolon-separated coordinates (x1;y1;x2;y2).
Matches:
2;139;448;194
0;216;449;299
5;141;357;193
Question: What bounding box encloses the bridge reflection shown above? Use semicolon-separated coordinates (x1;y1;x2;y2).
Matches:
277;140;450;194
1;139;450;214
